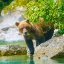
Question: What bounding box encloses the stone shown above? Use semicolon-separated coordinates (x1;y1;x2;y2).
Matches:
0;6;25;42
34;36;64;59
0;45;27;56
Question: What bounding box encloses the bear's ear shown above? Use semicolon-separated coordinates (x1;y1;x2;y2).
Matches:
26;19;30;23
15;22;19;26
39;18;44;22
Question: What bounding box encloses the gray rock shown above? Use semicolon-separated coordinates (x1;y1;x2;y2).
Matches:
1;27;9;31
0;16;3;23
0;7;25;42
0;27;24;41
34;36;64;59
0;45;27;56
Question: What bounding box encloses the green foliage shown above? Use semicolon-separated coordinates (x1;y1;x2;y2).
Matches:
58;28;64;35
1;0;64;35
3;0;32;14
24;0;64;35
0;0;13;14
54;22;64;36
24;0;64;23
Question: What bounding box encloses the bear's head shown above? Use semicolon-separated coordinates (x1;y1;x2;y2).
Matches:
15;19;31;36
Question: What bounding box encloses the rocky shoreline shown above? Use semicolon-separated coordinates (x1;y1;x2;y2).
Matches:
0;35;64;59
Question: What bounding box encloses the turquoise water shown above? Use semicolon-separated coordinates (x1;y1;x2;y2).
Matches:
0;55;64;64
0;41;64;64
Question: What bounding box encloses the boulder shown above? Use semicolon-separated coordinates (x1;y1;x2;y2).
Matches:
0;45;27;56
34;35;64;59
0;7;25;42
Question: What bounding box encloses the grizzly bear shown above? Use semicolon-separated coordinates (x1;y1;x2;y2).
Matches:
15;18;54;56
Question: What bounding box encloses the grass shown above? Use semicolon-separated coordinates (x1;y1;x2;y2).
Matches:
0;40;27;47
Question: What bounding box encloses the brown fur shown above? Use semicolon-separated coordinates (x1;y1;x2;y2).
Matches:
15;19;54;39
15;18;54;55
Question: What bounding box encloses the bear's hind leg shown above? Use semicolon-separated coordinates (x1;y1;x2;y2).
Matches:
36;36;45;47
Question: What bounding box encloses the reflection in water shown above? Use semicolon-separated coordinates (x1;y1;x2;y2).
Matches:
29;56;34;64
0;55;64;64
53;58;64;63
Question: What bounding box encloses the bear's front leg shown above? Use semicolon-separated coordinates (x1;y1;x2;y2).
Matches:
24;37;34;56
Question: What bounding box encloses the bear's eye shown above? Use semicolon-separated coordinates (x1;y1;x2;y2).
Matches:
26;27;29;29
20;28;23;31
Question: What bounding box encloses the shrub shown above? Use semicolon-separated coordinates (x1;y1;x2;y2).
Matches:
1;0;64;35
24;0;64;35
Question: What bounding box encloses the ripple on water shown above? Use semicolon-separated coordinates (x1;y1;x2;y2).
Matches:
0;55;64;64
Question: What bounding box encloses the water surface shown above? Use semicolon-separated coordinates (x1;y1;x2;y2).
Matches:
0;41;64;64
0;55;64;64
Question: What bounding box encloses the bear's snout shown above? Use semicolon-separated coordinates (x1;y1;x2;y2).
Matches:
24;32;27;35
23;28;28;36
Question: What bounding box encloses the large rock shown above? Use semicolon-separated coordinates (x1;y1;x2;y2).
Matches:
34;35;64;59
0;7;25;41
0;45;27;56
0;16;3;23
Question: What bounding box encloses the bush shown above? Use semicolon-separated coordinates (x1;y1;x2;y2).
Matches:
0;0;13;14
1;0;64;35
24;0;64;35
24;0;64;23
